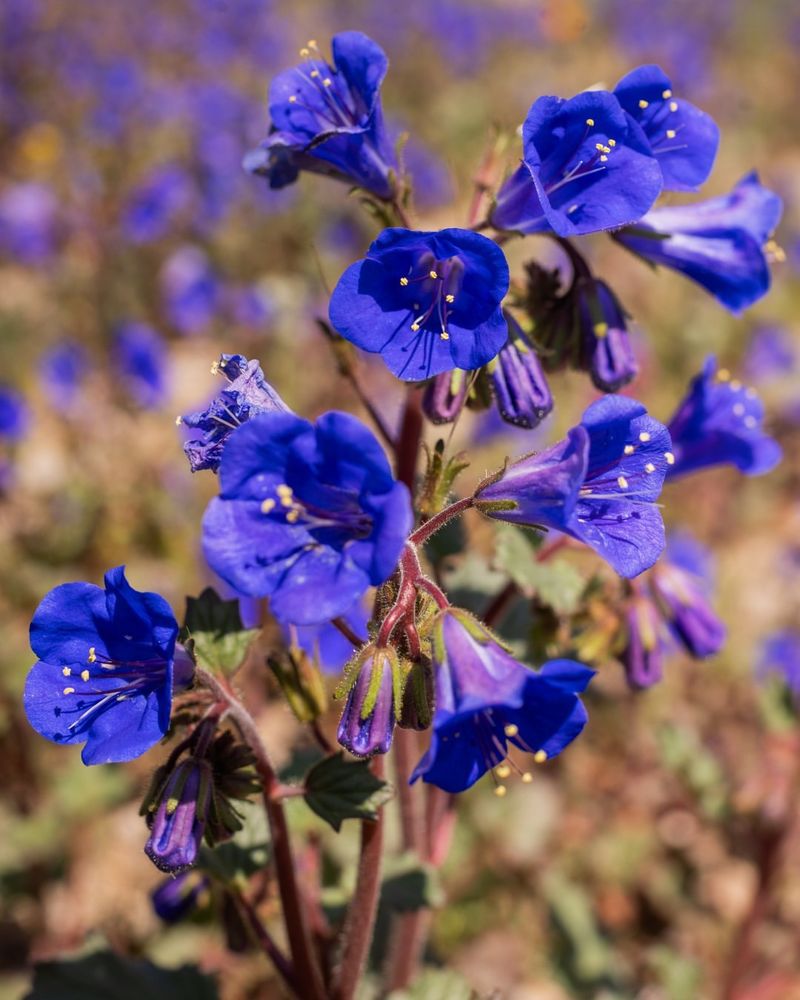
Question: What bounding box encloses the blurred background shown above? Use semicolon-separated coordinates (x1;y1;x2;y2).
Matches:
1;0;800;997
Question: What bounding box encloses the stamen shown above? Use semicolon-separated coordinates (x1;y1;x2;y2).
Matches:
445;294;455;303
400;277;409;286
638;99;649;109
494;785;507;798
429;270;438;279
261;498;276;513
639;432;651;442
662;89;673;99
63;687;75;695
80;669;90;682
664;451;675;464
534;750;547;764
495;763;512;779
733;403;745;417
62;667;71;676
624;445;635;455
88;648;97;663
504;723;519;737
645;462;655;474
175;415;182;426
585;118;595;126
669;101;678;112
617;475;629;489
666;129;676;139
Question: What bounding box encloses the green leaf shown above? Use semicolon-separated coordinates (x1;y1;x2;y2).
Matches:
380;852;445;912
184;588;259;674
494;525;585;615
304;753;393;832
26;951;218;1000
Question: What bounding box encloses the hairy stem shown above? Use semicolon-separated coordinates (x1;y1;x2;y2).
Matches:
396;387;424;493
409;496;475;547
232;888;299;994
196;669;326;1000
332;756;386;1000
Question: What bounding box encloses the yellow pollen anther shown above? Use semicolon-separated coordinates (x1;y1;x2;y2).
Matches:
494;785;507;798
400;276;409;286
645;462;655;473
579;488;592;496
261;498;276;513
288;95;297;103
496;763;511;779
410;322;420;332
608;138;616;147
730;379;742;391
445;293;455;303
277;484;293;497
666;129;676;139
617;475;629;489
81;669;90;682
88;647;97;663
307;39;318;48
175;415;182;426
595;142;605;151
638;99;649;109
429;270;438;279
299;47;310;57
310;69;320;78
440;331;449;341
594;322;608;338
733;403;745;417
534;750;547;764
62;667;71;676
210;360;221;375
662;89;673;99
744;416;757;428
717;367;731;381
286;509;300;523
600;154;608;162
639;431;651;442
323;78;332;88
665;451;675;464
624;444;635;455
521;772;533;783
669;101;678;112
586;118;595;126
281;496;294;508
63;687;75;695
504;723;519;738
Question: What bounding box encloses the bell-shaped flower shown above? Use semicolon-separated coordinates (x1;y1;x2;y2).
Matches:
23;567;193;765
614;173;783;313
411;609;593;794
179;353;290;473
490;89;662;237
244;33;398;200
202;411;412;625
475;395;672;578
329;227;509;381
666;356;782;478
613;65;719;191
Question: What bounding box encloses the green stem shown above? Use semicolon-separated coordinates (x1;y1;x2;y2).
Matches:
196;669;326;1000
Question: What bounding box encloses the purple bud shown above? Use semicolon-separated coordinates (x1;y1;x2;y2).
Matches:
151;871;209;924
145;759;211;874
650;566;726;658
577;281;639;392
488;312;553;429
621;599;664;690
422;369;469;424
337;648;398;757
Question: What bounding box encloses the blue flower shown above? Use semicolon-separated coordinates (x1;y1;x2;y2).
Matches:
39;340;88;413
161;245;220;336
329;227;510;381
475;395;672;577
614;173;783;312
145;758;210;873
179;353;290;473
649;531;725;657
411;609;593;794
666;356;782;479
337;647;400;757
23;567;193;765
486;311;553;428
122;164;193;244
113;322;170;410
613;65;719;191
575;280;639;393
756;630;800;699
244;32;398;200
0;385;30;441
490;90;662;236
202;410;412;625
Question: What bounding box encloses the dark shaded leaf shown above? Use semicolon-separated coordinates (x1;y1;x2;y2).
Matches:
304;752;393;832
184;588;259;674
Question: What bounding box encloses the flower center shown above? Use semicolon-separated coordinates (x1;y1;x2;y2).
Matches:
397;251;464;342
260;482;373;542
286;39;361;132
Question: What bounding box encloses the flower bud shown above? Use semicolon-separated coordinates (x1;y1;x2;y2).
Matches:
337;646;402;757
422;369;470;424
621;598;664;690
486;312;553;429
145;758;211;874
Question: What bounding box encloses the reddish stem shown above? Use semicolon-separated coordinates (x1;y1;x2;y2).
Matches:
396;387;424;492
409;496;474;547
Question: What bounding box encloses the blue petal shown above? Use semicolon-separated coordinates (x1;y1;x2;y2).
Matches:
567;496;665;578
218;412;313;500
102;566;178;662
29;582;110;666
358;482;413;583
314;410;396;494
331;31;388;115
537;658;596;693
268;546;372;625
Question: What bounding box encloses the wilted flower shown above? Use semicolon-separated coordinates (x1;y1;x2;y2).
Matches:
23;567;194;765
179;353;289;473
490;89;662;236
202;411;412;624
475;395;672;577
329;227;509;380
666;356;782;478
411;609;593;793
